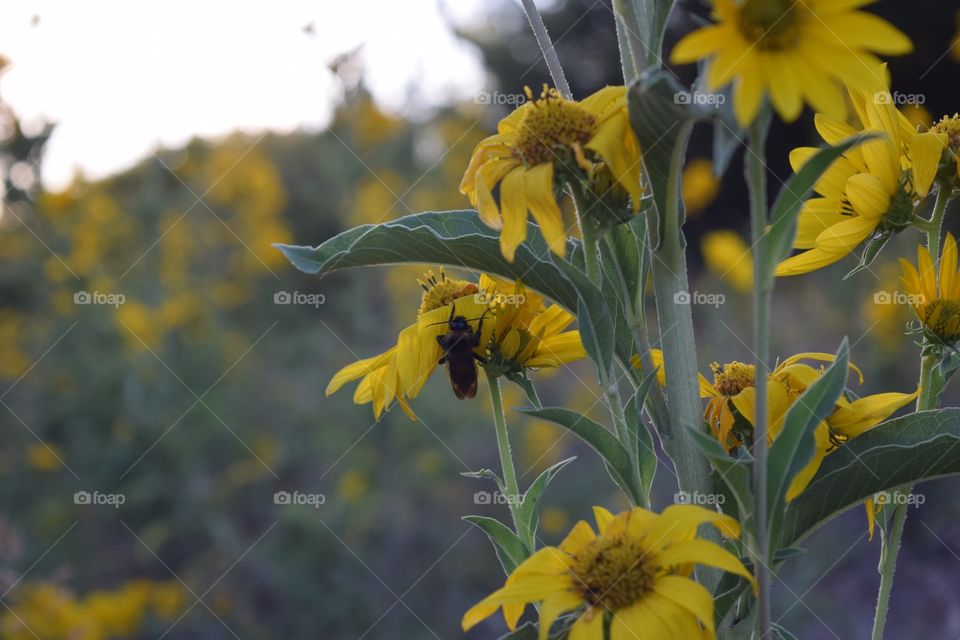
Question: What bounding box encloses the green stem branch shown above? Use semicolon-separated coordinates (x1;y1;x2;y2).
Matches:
747;114;773;640
485;370;526;544
871;187;951;640
519;0;572;99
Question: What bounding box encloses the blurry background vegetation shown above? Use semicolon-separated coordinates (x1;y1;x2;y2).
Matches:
1;1;959;638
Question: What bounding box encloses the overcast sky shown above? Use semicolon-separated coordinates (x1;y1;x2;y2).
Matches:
0;0;489;189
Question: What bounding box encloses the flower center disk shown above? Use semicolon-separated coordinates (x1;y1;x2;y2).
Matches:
513;87;596;166
736;0;806;50
712;361;756;396
569;535;654;612
418;270;478;315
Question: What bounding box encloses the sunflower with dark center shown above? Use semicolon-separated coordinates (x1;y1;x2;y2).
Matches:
463;505;754;640
461;85;642;262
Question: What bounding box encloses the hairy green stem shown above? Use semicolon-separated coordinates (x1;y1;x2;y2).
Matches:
871;187;951;639
646;120;719;584
519;0;572;99
747;115;773;640
485;370;526;544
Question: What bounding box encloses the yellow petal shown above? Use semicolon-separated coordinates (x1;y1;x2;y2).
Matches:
642;505;740;551
500;167;528;262
326;349;394;396
786;423;830;500
814;215;875;253
733;54;764;128
911;131;947;197
524;162;567;256
763;53;803;123
656;539;757;591
670;25;732;64
845;173;891;220
586;111;642;207
794;200;848;249
559;520;596;555
568;611;604;640
461;575;573;632
776;247;847;276
652;576;717;640
940;233;958;299
821;11;913;55
829;391;919;439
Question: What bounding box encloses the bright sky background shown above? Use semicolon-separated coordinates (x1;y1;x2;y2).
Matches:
0;0;489;189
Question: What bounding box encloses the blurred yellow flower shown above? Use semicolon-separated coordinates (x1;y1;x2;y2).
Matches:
682;158;720;216
462;85;641;261
463;505;753;640
538;506;569;537
338;469;368;504
700;230;752;293
671;0;912;126
26;443;62;472
902;104;932;130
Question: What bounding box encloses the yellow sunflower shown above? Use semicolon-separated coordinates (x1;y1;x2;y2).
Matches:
326;270;586;419
775;80;944;276
461;85;642;261
670;0;912;126
462;505;754;640
900;233;960;344
648;350;916;499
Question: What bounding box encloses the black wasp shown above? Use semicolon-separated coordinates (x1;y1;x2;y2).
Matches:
435;303;491;399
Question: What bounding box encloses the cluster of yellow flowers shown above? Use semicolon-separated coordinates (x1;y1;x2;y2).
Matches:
319;0;960;637
0;580;185;640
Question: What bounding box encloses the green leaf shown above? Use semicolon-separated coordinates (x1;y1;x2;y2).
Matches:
518;407;641;504
779;408;960;547
690;429;754;530
463;515;528;575
767;338;848;550
628;71;699;249
761;134;876;286
277;209;636;376
844;233;891;280
551;256;616;377
626;375;658;502
601;193;647;320
515;457;576;549
275;211;581;311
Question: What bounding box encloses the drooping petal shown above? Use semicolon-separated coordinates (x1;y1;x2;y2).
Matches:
829;390;919;439
813;215;875;253
776;246;848;276
655;539;757;591
821;11;913;55
910;130;947;197
499;167;529;262
524;162;567;256
653;576;718;640
845;173;890;220
670;25;732;63
732;54;764;128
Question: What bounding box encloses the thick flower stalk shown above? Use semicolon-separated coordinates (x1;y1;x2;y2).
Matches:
461;85;642;261
462;505;755;640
